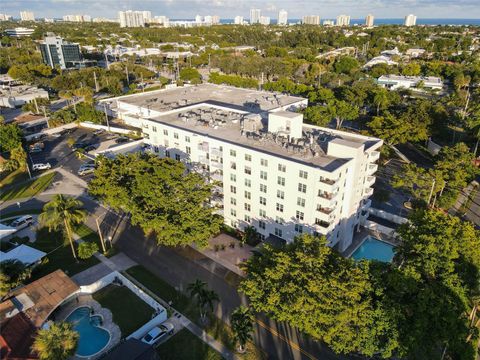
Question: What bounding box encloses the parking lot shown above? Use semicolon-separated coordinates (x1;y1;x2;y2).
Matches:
27;127;124;181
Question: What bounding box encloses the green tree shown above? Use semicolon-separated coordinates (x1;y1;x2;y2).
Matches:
334;56;359;75
0;260;32;298
77;242;99;259
0;123;23;153
302;105;331;126
327;100;359;129
33;322;79;360
88;153;222;248
39;195;87;261
372;87;390;115
435;143;478;190
7;146;27;171
179;67;201;84
231;306;255;353
402;62;421;76
241;234;399;357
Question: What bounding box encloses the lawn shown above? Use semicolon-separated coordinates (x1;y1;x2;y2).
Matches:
125;265;266;360
30;227;100;280
93;284;154;336
156;329;222;360
0;208;42;221
0;169;29;188
0;172;56;201
73;223;118;258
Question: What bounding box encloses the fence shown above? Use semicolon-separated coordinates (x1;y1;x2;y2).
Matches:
364;220;396;237
23;123;77;141
93;139;144;157
369;207;408;225
79;122;133;135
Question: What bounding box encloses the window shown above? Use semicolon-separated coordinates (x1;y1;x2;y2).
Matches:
245;154;252;161
230;209;236;216
230;162;236;170
295;224;303;233
244;179;251;187
230;185;236;194
296;211;304;220
152;126;157;132
185;136;190;143
244;166;251;175
297;197;305;207
163;129;168;136
276;203;284;212
260;171;267;180
244;215;251;223
230;174;236;182
278;164;286;172
186;146;191;154
261;159;268;166
174;132;179;139
275;216;284;224
277;190;284;199
259;209;266;217
274;228;283;237
230;149;236;157
259;197;266;205
299;170;308;179
244;203;251;211
175;154;181;161
244;191;251;200
165;150;170;158
298;183;307;193
260;184;267;193
277;177;285;186
259;220;266;230
230;198;236;205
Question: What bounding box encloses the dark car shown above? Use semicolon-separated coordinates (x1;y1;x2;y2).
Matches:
84;144;98;152
71;142;88;150
115;136;129;144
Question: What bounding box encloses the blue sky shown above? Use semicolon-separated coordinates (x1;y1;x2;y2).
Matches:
2;0;480;19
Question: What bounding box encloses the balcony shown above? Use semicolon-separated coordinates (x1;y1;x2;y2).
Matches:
198;142;209;152
369;150;380;162
210;159;223;169
210;171;223;182
364;187;374;197
317;191;337;208
367;163;378;175
366;176;376;187
316;206;335;222
314;219;331;235
211;148;223;157
361;198;372;209
319;177;339;193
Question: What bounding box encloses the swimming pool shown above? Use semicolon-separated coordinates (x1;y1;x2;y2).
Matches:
351;237;395;262
65;306;110;357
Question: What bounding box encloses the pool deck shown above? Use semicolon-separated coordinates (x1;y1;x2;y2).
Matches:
53;295;121;360
341;227;399;258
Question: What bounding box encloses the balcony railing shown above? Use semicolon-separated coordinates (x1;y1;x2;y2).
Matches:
315;219;330;228
366;176;376;187
198;142;209;152
316;206;334;215
370;150;380;162
319;177;337;186
318;191;335;200
364;187;374;196
367;163;378;174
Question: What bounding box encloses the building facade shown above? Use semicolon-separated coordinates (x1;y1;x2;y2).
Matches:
20;11;35;21
39;34;82;69
259;16;271;25
250;9;261;24
365;14;374;27
118;10;146;27
336;15;351;26
377;75;443;90
404;14;417;26
302;15;320;25
5;27;34;37
101;84;382;251
277;10;288;25
234;16;244;25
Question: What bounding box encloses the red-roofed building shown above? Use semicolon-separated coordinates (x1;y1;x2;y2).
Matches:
0;312;37;360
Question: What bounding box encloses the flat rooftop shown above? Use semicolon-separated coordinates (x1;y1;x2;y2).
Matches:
118;83;306;114
378;75;442;84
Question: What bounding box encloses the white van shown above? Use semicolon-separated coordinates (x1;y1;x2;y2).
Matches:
11;215;34;230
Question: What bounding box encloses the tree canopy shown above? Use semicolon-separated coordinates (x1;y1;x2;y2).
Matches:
33;322;79;360
88;153;222;247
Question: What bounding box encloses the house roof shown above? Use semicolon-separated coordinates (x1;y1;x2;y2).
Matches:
102;339;157;360
0;312;37;360
0;245;46;266
0;270;79;328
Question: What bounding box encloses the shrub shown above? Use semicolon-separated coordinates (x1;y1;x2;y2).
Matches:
78;242;99;260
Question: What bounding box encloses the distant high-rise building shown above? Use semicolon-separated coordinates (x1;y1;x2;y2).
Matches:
278;9;288;25
40;34;82;69
234;16;244;25
5;27;35;37
404;14;417;26
20;11;35;21
365;14;374;27
336;14;350;26
302;15;320;25
63;14;91;22
119;10;146;27
250;8;261;24
204;15;213;24
153;16;169;27
44;18;54;23
142;11;152;22
195;15;203;23
259;16;270;25
0;14;12;21
212;15;220;24
323;20;335;26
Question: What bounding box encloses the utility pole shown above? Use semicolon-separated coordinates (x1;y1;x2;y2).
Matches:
103;103;110;131
208;53;211;71
95;217;107;254
104;51;109;70
427;178;436;207
42;106;49;128
125;65;129;85
33;97;39;114
93;71;100;92
141;73;144;93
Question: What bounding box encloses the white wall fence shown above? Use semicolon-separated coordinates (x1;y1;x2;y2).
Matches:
79;121;133;135
24;123;77;141
369;207;408;225
127;314;168;340
93;139;144;157
364;220;396;237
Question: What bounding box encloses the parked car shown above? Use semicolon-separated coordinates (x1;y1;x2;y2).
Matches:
11;215;34;230
78;164;95;176
93;129;105;135
115;136;129;144
141;323;174;345
29;142;45;150
32;163;51;171
71;142;88;150
84;144;98;152
29;147;43;153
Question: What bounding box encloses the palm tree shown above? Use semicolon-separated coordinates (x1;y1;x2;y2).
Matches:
373;88;390;116
39;195;87;261
231;306;255;353
187;279;207;299
33;322;78;360
198;289;219;320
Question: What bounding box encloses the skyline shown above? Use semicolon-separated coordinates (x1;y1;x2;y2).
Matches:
2;0;480;20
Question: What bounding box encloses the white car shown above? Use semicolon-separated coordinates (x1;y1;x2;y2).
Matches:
11;215;34;230
78;165;95;176
141;323;174;345
32;163;51;171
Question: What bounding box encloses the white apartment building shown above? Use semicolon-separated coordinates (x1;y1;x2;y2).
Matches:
336;15;351;26
404;14;417;26
63;14;91;22
365;14;374;27
323;20;335;26
5;27;35;37
119;10;146;27
250;9;261;24
234;16;244;25
377;75;443;91
100;84;382;252
20;11;35;21
278;10;288;25
259;16;271;25
302;15;320;25
0;14;12;21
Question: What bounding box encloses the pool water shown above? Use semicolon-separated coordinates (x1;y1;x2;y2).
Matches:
65;306;110;357
351;237;395;262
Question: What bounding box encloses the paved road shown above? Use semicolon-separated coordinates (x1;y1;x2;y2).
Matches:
1;196;349;360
